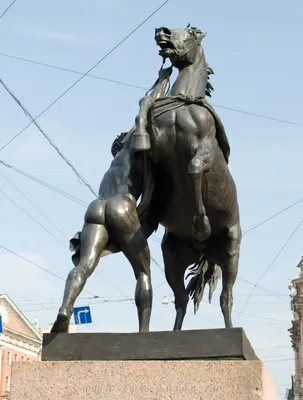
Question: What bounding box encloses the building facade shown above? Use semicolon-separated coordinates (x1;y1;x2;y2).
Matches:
0;294;42;399
289;258;303;400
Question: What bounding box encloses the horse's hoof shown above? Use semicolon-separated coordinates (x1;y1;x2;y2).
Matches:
192;215;211;242
131;130;151;152
50;311;70;334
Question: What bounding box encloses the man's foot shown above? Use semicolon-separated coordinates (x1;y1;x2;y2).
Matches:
50;310;70;333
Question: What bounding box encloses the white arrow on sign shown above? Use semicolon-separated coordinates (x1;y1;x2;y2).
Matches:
77;309;89;322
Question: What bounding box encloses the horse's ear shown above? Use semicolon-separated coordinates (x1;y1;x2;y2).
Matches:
198;31;207;41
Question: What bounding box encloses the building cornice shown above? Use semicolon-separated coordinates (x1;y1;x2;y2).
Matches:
3;327;41;346
0;333;41;355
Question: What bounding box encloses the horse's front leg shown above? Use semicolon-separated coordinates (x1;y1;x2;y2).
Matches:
131;95;154;151
188;138;213;242
131;67;172;152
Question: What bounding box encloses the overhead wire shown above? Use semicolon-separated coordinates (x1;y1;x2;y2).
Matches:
151;256;164;272
255;345;291;351
94;270;132;302
0;159;88;207
0;243;99;298
0;0;171;153
0;243;68;283
22;298;134;313
0;287;42;307
211;103;303;128
0;77;97;197
234;217;303;324
237;277;288;303
0;170;67;239
0;186;67;248
1;51;303;129
0;0;17;20
242;198;303;235
0;52;147;90
186;299;290;323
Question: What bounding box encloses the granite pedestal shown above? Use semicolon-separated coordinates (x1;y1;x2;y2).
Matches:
10;328;278;400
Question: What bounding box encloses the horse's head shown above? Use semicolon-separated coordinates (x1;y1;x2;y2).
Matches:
155;25;206;67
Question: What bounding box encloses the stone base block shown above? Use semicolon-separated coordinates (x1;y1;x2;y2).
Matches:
11;360;277;400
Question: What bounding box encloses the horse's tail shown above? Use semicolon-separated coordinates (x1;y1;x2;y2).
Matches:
185;255;222;313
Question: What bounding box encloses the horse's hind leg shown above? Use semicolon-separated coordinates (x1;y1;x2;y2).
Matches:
220;223;241;328
161;232;198;331
51;199;108;333
106;194;152;332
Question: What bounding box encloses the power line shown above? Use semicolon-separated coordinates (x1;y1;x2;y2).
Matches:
0;243;66;282
0;77;97;197
243;198;303;235
153;280;167;291
0;170;67;239
22;297;134;313
0;0;170;153
256;345;291;351
0;53;147;90
0;243;98;297
0;287;42;307
0;0;17;20
234;217;303;324
212;103;303;128
0;186;67;248
237;277;288;303
150;236;162;244
200;299;290;323
2;50;303;129
95;270;132;301
151;256;164;272
0;159;88;207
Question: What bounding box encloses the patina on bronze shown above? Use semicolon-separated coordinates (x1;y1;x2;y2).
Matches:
51;25;241;334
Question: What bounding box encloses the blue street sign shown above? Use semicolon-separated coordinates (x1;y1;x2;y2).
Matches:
0;315;3;333
73;306;92;325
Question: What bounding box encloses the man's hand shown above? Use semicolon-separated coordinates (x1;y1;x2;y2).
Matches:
158;65;173;81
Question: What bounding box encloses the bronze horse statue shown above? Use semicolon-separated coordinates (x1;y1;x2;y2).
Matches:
51;25;241;334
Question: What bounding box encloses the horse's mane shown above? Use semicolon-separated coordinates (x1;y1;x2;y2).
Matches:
206;65;214;98
186;25;214;98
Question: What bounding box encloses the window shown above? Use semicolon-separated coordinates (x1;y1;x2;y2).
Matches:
7;352;11;365
5;376;10;391
21;356;24;361
27;358;30;361
15;354;18;362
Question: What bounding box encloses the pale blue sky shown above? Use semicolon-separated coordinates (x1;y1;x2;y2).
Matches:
1;0;303;397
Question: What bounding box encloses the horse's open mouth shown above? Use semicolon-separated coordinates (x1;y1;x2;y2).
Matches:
157;41;176;57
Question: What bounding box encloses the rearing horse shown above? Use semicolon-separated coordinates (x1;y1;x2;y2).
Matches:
130;25;242;330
